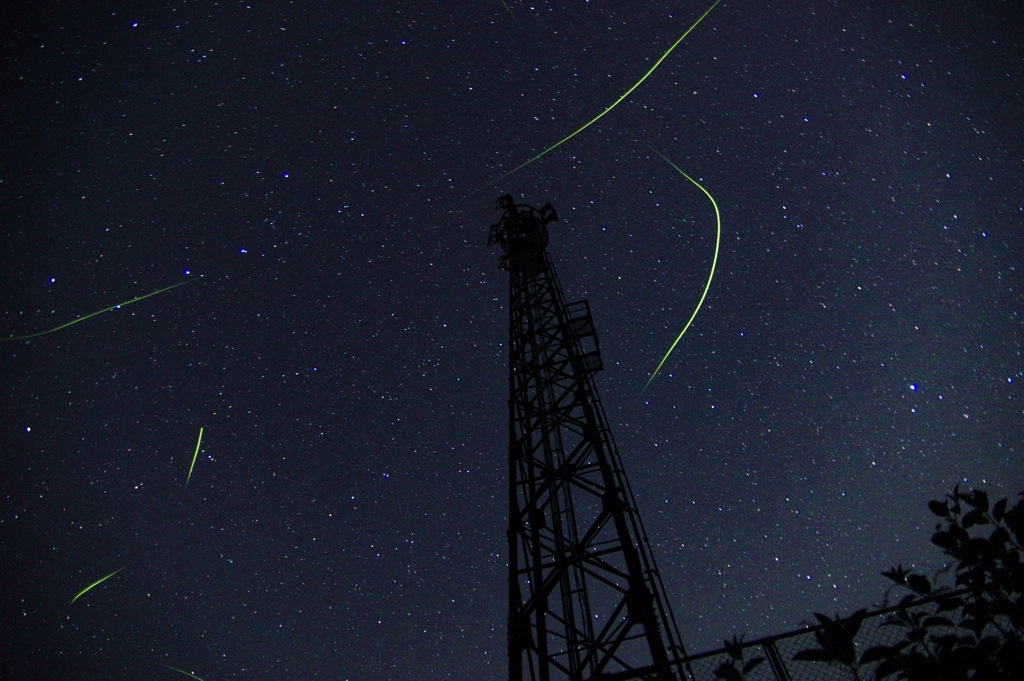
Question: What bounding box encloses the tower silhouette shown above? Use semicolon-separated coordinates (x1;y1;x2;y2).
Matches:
488;194;691;681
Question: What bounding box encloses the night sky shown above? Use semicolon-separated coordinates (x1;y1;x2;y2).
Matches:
2;1;1021;679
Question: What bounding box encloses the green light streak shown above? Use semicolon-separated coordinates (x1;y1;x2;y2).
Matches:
643;146;721;392
1;279;192;342
70;566;125;604
488;0;721;186
498;0;518;23
159;663;208;681
186;427;204;486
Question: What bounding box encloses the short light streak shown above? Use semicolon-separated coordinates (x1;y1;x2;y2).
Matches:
70;566;125;604
158;663;208;681
186;427;204;486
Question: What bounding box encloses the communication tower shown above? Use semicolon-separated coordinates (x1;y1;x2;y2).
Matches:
488;194;692;681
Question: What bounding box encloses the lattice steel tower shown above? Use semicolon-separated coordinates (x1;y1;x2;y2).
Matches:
488;194;691;681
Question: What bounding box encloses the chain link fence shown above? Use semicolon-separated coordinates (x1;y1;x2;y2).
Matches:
677;590;965;681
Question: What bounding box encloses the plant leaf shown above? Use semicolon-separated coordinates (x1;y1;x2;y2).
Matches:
992;497;1007;522
921;615;954;628
882;564;909;585
962;508;988;528
793;649;836;662
713;662;742;681
907;573;932;595
964;489;989;512
742;657;765;674
859;645;897;665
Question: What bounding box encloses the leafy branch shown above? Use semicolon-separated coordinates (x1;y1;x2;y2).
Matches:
713;633;765;681
791;487;1024;681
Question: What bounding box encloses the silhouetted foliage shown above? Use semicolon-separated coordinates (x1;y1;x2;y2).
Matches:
713;633;764;681
792;486;1024;680
791;609;868;679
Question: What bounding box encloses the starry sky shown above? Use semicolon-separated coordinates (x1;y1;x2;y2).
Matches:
1;1;1021;679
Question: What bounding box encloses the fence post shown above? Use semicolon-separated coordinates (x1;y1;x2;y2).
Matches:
762;640;792;681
